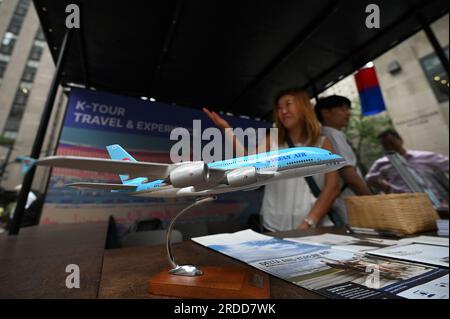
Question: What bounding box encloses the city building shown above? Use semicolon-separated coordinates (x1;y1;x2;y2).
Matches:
0;0;65;191
320;14;449;157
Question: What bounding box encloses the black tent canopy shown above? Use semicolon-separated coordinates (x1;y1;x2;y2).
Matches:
34;0;448;118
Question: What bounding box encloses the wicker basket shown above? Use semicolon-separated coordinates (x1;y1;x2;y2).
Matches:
345;193;439;235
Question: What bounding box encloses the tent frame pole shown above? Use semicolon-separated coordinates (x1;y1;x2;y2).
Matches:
419;17;449;78
9;28;73;235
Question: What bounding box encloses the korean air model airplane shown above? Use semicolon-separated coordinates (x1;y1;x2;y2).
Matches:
27;144;346;198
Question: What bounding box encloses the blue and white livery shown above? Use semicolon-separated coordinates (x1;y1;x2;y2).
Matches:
33;144;346;198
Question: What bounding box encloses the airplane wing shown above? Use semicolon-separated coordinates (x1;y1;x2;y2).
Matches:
256;170;277;179
207;167;229;182
37;156;171;180
207;166;277;186
67;182;137;190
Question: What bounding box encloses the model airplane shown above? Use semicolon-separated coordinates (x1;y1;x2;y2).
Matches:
22;144;346;197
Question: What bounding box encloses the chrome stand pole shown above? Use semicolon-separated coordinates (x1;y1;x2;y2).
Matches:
166;196;215;276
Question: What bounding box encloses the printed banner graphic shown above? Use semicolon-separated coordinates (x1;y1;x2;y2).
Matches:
42;88;270;233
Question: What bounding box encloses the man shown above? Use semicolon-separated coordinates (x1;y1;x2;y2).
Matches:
315;95;372;224
366;129;449;208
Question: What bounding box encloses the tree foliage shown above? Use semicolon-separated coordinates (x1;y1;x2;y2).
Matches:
0;135;14;146
344;99;394;175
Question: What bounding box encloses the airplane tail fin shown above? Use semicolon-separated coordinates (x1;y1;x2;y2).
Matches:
106;144;147;185
16;156;37;175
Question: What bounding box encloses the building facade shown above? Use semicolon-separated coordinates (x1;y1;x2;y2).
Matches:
374;14;449;156
0;0;65;191
321;14;449;157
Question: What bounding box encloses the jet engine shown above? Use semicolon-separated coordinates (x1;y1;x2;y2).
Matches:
169;162;209;188
225;167;258;187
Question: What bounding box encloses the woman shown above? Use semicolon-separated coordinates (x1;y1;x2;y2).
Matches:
204;88;340;231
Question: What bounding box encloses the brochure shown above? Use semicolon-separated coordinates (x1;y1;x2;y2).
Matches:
368;243;449;268
192;230;449;299
285;233;399;253
399;236;449;247
437;219;449;237
396;274;449;299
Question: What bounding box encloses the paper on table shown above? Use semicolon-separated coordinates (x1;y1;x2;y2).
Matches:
368;243;449;268
286;233;399;252
331;244;384;253
399;236;449;247
396;274;449;299
192;229;273;246
194;229;346;279
193;229;441;299
285;233;359;246
365;237;400;246
437;219;448;237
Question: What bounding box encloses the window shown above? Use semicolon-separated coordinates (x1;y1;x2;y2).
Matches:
2;27;42;139
7;14;24;34
0;37;16;55
1;32;17;46
13;91;28;105
0;53;10;62
22;66;37;82
35;29;45;41
3;110;22;132
29;43;44;61
3;130;17;140
16;0;30;16
420;46;449;103
13;82;32;104
0;60;6;78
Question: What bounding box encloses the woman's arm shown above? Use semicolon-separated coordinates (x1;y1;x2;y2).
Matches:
203;107;271;156
298;137;340;229
339;166;372;195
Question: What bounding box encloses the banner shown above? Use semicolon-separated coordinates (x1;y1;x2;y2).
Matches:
354;66;386;116
41;88;271;234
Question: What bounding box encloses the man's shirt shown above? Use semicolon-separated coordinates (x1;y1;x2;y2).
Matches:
366;150;449;206
322;126;358;170
321;126;361;224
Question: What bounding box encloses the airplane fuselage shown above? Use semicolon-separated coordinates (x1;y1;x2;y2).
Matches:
116;147;346;198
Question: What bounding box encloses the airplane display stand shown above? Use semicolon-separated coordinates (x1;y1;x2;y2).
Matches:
148;196;270;299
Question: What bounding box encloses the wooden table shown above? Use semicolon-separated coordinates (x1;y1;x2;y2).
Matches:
0;222;108;298
3;224;432;299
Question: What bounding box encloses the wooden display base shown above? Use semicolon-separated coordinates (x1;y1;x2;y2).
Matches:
148;266;270;299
